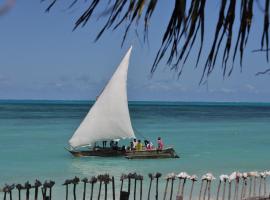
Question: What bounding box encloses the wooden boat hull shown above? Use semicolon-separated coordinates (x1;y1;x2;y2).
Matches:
124;147;179;159
67;148;125;157
67;147;179;159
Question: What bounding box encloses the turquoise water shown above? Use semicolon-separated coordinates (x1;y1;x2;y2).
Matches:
0;100;270;199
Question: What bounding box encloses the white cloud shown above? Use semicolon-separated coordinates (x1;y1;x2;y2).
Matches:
220;88;237;93
141;80;187;92
0;74;11;86
245;84;255;91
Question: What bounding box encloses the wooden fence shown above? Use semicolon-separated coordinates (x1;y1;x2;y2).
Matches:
1;171;270;200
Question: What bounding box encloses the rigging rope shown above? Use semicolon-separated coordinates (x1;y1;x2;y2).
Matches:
133;127;147;140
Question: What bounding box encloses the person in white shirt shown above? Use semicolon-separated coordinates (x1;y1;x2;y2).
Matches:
132;138;138;150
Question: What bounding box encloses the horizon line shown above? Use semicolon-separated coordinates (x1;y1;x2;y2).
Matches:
0;98;270;104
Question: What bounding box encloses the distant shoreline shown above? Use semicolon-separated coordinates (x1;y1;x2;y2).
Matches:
0;99;270;106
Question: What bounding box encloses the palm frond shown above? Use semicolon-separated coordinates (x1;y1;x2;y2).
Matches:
43;0;270;81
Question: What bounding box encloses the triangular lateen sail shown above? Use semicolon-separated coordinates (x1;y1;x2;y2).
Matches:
69;47;135;148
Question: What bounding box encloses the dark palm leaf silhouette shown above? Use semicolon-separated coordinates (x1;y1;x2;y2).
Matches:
44;0;270;82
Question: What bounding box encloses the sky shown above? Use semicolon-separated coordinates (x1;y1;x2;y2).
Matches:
0;1;270;102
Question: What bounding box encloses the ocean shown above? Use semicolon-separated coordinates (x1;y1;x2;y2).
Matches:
0;100;270;199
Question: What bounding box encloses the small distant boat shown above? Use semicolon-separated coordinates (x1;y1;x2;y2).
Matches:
67;46;179;159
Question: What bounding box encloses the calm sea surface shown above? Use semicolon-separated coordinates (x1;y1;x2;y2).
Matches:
0;100;270;199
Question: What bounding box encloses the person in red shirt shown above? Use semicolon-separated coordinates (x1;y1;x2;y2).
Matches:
157;137;164;150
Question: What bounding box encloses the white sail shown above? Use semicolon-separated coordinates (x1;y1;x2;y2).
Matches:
69;47;135;148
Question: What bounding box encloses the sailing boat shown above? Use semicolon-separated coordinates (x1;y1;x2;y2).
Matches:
67;47;179;159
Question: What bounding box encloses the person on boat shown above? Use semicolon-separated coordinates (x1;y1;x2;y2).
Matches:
136;140;143;151
109;140;114;148
113;141;119;150
102;141;107;148
144;140;148;148
157;137;164;150
146;140;154;150
129;141;133;150
93;142;97;150
132;139;138;150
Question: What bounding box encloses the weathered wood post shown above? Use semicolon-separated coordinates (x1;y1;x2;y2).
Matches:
42;180;54;200
199;175;207;200
155;172;162;200
198;180;203;200
181;177;188;198
263;174;267;198
3;184;14;200
81;178;88;200
120;174;125;193
24;181;31;200
63;179;72;200
103;174;111;200
120;174;129;200
163;174;170;200
48;180;55;200
42;181;48;200
137;175;143;200
112;176;116;200
259;175;262;198
71;177;80;200
176;172;191;200
89;176;97;200
170;174;176;200
221;179;227;200
207;179;212;200
3;184;9;200
176;176;182;199
203;180;208;200
228;180;232;200
258;172;266;198
148;173;154;200
34;180;42;200
234;174;240;200
128;173;133;197
248;176;252;198
16;184;23;200
3;186;7;200
253;175;257;197
242;176;247;200
97;175;104;200
133;173;138;200
216;179;221;200
105;177;108;200
189;175;198;200
9;184;15;200
163;173;175;200
240;174;247;200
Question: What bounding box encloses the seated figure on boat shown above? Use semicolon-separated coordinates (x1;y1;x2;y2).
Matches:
157;137;164;150
102;141;107;148
144;140;154;150
135;140;143;151
112;141;118;150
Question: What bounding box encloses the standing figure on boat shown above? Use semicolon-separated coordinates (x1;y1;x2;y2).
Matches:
109;140;114;148
157;137;164;150
102;141;107;148
113;141;119;150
